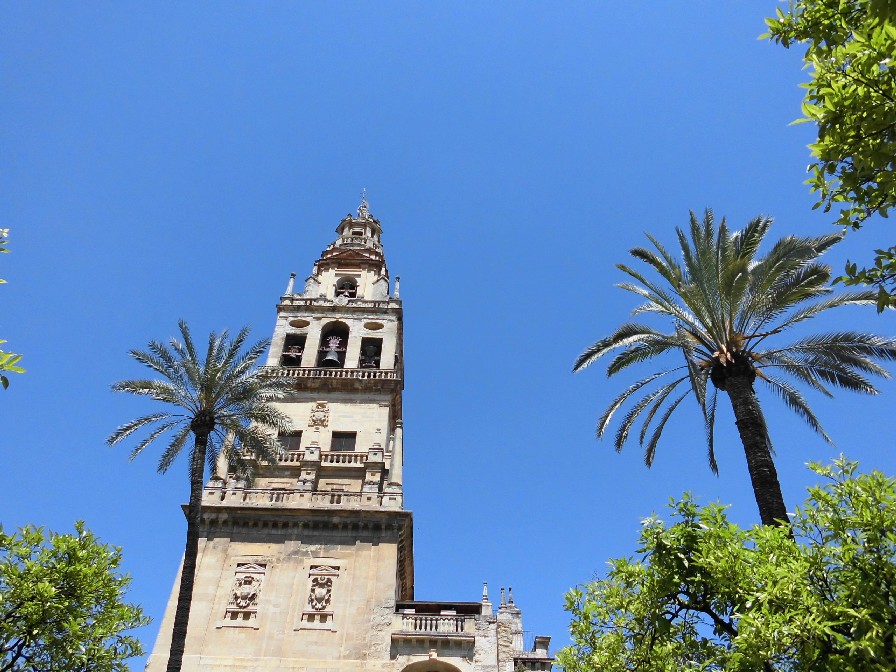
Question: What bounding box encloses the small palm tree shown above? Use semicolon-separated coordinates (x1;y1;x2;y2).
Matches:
108;321;290;672
574;211;896;526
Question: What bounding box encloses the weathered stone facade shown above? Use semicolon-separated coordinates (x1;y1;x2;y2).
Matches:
146;199;553;672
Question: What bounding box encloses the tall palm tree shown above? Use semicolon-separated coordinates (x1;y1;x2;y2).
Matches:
108;321;290;672
574;211;896;526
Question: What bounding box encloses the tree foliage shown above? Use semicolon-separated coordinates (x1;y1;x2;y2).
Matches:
0;230;24;389
765;0;896;309
557;458;896;672
574;210;896;525
0;522;147;672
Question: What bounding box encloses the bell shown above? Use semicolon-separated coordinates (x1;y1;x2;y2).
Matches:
320;349;342;367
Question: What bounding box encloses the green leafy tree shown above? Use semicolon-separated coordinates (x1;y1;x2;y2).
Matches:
765;0;896;309
0;230;24;389
557;458;896;672
0;522;147;672
108;321;290;672
573;211;896;525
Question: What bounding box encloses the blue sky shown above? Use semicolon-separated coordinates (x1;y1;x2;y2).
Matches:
2;3;894;669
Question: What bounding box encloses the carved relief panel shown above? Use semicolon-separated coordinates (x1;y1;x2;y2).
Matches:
222;562;267;627
298;564;340;630
308;401;329;428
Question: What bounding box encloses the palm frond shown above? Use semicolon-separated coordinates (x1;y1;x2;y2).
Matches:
637;377;689;446
681;327;710;413
629;247;681;287
760;374;832;444
595;371;677;437
614;378;686;451
573;323;665;371
705;388;718;474
107;412;174;446
606;336;680;376
156;424;192;474
228;422;282;466
146;340;191;390
775;290;878;331
129;419;185;460
643;390;689;467
128;346;189;391
758;352;835;397
111;379;195;409
787;332;896;363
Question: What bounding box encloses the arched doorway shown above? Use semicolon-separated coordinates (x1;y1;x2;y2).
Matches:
400;660;466;672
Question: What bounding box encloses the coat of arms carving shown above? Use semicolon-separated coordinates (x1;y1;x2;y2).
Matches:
231;574;262;609
308;575;333;611
308;401;329;427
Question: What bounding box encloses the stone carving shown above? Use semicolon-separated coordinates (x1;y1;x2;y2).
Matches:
308;576;333;611
308;401;329;427
224;562;266;623
231;574;262;609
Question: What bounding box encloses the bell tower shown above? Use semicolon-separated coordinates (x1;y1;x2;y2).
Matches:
145;198;553;672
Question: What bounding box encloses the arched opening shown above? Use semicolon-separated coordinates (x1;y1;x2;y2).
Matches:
317;322;349;368
359;337;382;369
400;660;466;672
280;333;306;367
335;277;358;299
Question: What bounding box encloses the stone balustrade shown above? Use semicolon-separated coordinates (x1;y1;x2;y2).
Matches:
277;451;369;466
391;612;476;638
326;236;382;250
262;366;400;381
321;451;367;465
277;297;400;309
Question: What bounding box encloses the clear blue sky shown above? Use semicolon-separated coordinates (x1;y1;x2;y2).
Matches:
2;3;894;669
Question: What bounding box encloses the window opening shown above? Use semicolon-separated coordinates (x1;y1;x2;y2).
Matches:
331;432;357;452
278;431;302;452
335;278;357;298
317;325;349;368
359;338;382;369
280;334;306;367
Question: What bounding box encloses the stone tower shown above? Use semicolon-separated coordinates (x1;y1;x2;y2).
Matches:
146;199;553;672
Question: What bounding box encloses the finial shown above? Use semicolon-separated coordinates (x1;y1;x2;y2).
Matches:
508;586;515;605
358;188;371;219
285;272;296;295
393;275;400;299
482;581;489;602
500;587;506;606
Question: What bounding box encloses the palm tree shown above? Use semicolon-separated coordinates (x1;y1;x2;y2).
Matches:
574;211;896;526
108;321;290;672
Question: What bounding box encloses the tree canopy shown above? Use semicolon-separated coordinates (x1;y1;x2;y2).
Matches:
0;230;24;389
0;522;147;672
765;0;896;309
557;458;896;672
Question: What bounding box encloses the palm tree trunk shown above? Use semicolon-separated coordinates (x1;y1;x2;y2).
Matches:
166;430;209;672
724;376;789;526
